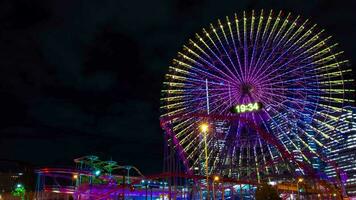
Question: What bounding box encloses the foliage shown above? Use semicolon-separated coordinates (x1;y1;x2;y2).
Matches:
12;184;26;200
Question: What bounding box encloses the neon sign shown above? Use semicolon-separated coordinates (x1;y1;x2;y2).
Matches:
231;102;262;114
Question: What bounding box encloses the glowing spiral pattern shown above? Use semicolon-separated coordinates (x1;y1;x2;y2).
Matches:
160;10;354;180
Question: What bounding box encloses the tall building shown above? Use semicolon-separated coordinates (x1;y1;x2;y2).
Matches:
320;107;356;197
303;114;320;170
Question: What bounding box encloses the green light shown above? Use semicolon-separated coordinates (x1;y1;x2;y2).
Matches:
94;170;101;176
12;183;25;200
231;102;262;114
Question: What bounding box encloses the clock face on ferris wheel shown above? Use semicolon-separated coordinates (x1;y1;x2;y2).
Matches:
160;10;354;179
231;102;262;114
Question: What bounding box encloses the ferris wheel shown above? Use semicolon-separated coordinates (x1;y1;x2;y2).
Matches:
160;10;354;181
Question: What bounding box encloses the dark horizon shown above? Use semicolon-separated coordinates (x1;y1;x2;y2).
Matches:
0;0;355;174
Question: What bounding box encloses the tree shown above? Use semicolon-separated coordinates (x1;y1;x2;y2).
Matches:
12;184;26;200
255;183;281;200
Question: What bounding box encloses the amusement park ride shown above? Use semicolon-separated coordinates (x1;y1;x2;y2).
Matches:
34;154;347;199
35;10;355;199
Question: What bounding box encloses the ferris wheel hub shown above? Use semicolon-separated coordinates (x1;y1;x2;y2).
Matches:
240;82;254;95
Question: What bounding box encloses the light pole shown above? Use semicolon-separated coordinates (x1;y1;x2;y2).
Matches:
200;123;209;200
145;183;148;200
297;178;303;200
212;176;220;200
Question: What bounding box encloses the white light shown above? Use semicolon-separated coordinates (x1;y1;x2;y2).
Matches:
268;181;277;186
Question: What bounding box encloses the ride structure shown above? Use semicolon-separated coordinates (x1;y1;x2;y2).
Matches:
37;156;245;199
160;9;354;199
35;156;171;200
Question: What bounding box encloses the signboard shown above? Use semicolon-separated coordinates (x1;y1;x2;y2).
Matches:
231;102;262;114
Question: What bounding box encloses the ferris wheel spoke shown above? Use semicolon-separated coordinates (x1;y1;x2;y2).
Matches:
172;57;237;86
195;33;241;82
264;113;310;169
267;103;327;153
247;10;263;80
260;89;343;115
205;91;239;114
186;135;204;159
258;113;285;174
189;130;215;167
253;13;296;77
253;23;321;83
242;11;250;81
220;18;246;82
250;11;287;80
261;73;318;87
247;10;256;72
262;108;300;155
255;39;331;85
173;118;194;132
183;42;238;84
259;51;345;85
210;22;244;83
271;14;298;45
265;105;317;166
224;16;245;84
252;10;281;79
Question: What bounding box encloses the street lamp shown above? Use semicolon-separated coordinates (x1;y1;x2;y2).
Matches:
200;123;209;133
212;176;220;200
214;176;220;182
73;174;78;179
297;178;303;200
199;123;210;200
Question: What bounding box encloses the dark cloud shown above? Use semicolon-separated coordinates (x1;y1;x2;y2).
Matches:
0;0;354;174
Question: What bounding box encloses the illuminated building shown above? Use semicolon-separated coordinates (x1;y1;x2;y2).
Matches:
321;107;356;196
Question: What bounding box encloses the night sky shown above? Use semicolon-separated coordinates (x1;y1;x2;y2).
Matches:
0;0;355;174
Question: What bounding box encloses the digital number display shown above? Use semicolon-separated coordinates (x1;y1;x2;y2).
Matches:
231;102;262;114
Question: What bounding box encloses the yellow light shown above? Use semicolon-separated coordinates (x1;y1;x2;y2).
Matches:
73;174;78;179
214;175;220;182
298;178;304;183
200;123;209;133
317;194;321;197
333;193;336;197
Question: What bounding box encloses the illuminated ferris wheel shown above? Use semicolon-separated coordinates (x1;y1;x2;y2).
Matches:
160;10;354;181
